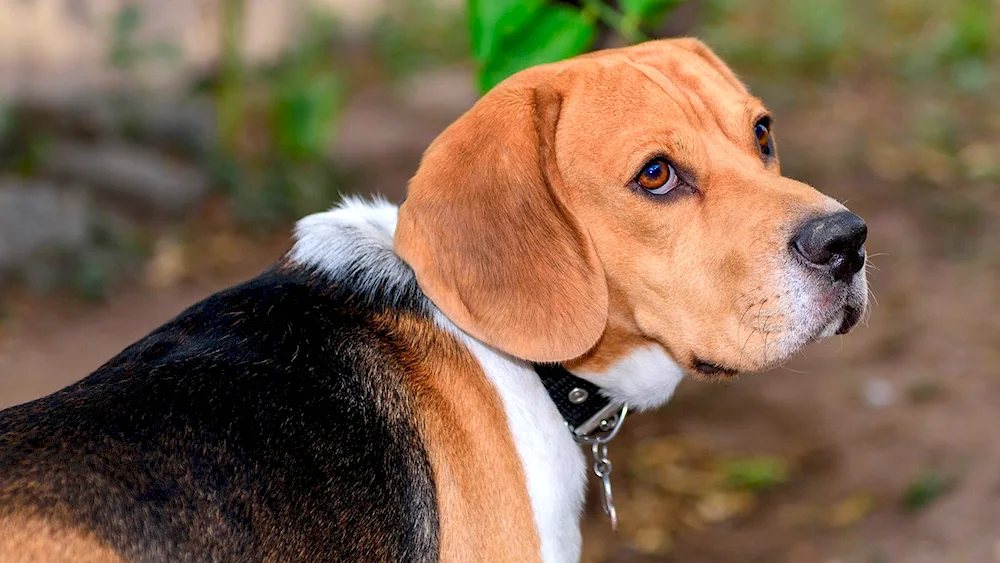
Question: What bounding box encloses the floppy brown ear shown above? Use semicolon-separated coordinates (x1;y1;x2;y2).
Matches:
394;74;608;362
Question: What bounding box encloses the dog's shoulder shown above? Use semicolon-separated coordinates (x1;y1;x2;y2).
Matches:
0;199;439;561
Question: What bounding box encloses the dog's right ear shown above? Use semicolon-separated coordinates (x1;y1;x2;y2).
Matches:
395;71;608;363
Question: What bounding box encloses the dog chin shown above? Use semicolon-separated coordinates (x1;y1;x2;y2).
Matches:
802;271;868;340
815;309;846;340
768;299;864;369
808;297;866;344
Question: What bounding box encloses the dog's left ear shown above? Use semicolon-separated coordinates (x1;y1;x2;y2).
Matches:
395;70;608;362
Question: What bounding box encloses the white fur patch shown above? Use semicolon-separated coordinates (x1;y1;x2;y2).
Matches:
575;345;686;411
289;196;420;307
434;312;587;563
291;196;398;267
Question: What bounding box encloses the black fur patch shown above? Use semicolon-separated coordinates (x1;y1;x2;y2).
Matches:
0;264;440;561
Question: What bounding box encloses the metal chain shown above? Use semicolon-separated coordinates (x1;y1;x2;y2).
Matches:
573;403;627;533
591;441;617;532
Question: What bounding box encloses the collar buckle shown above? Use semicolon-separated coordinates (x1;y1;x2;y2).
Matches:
571;400;628;440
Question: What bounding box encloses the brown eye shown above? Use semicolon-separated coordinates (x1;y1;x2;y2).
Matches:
754;118;772;156
636;158;679;195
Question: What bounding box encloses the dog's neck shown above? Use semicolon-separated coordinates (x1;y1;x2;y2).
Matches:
290;199;586;560
289;198;684;562
430;312;588;562
565;299;687;411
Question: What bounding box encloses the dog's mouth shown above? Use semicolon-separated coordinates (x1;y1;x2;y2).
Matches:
692;358;739;379
684;265;868;378
835;303;863;334
807;296;866;345
801;263;869;339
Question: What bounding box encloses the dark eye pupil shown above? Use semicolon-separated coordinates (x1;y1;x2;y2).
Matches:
755;122;772;155
645;163;662;177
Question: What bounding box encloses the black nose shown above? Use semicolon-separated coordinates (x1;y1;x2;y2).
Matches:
791;211;867;282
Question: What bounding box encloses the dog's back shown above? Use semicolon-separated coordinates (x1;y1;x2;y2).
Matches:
0;264;439;561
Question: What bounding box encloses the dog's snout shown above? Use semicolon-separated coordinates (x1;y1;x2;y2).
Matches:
791;211;867;282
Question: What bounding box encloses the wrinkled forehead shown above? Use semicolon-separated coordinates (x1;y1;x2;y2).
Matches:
553;45;767;165
616;40;749;94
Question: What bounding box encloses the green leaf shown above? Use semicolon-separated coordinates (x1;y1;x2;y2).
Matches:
725;456;790;492
478;4;596;93
271;70;345;161
112;5;142;38
902;470;955;511
468;0;544;61
945;0;993;62
621;0;682;28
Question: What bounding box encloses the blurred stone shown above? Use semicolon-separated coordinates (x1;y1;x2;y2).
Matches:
42;141;208;213
862;377;896;408
631;525;673;555
959;142;1000;181
131;99;216;155
144;236;187;289
826;493;874;527
15;94;119;139
695;490;754;523
15;95;215;155
0;180;91;274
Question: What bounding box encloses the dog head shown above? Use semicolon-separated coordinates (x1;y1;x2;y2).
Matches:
396;39;867;400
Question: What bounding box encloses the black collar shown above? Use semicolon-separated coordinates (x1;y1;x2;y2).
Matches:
533;363;626;439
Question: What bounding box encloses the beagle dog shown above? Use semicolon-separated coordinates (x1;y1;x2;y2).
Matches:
0;39;868;562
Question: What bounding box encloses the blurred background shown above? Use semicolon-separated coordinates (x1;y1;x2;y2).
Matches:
0;0;998;561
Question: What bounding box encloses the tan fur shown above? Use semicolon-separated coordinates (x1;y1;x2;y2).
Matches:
397;38;843;374
0;514;122;563
378;313;542;562
564;285;654;374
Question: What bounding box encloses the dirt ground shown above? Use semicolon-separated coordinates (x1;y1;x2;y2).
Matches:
1;175;998;563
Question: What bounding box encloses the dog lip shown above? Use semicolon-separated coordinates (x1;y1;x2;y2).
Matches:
835;304;863;334
693;358;738;377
